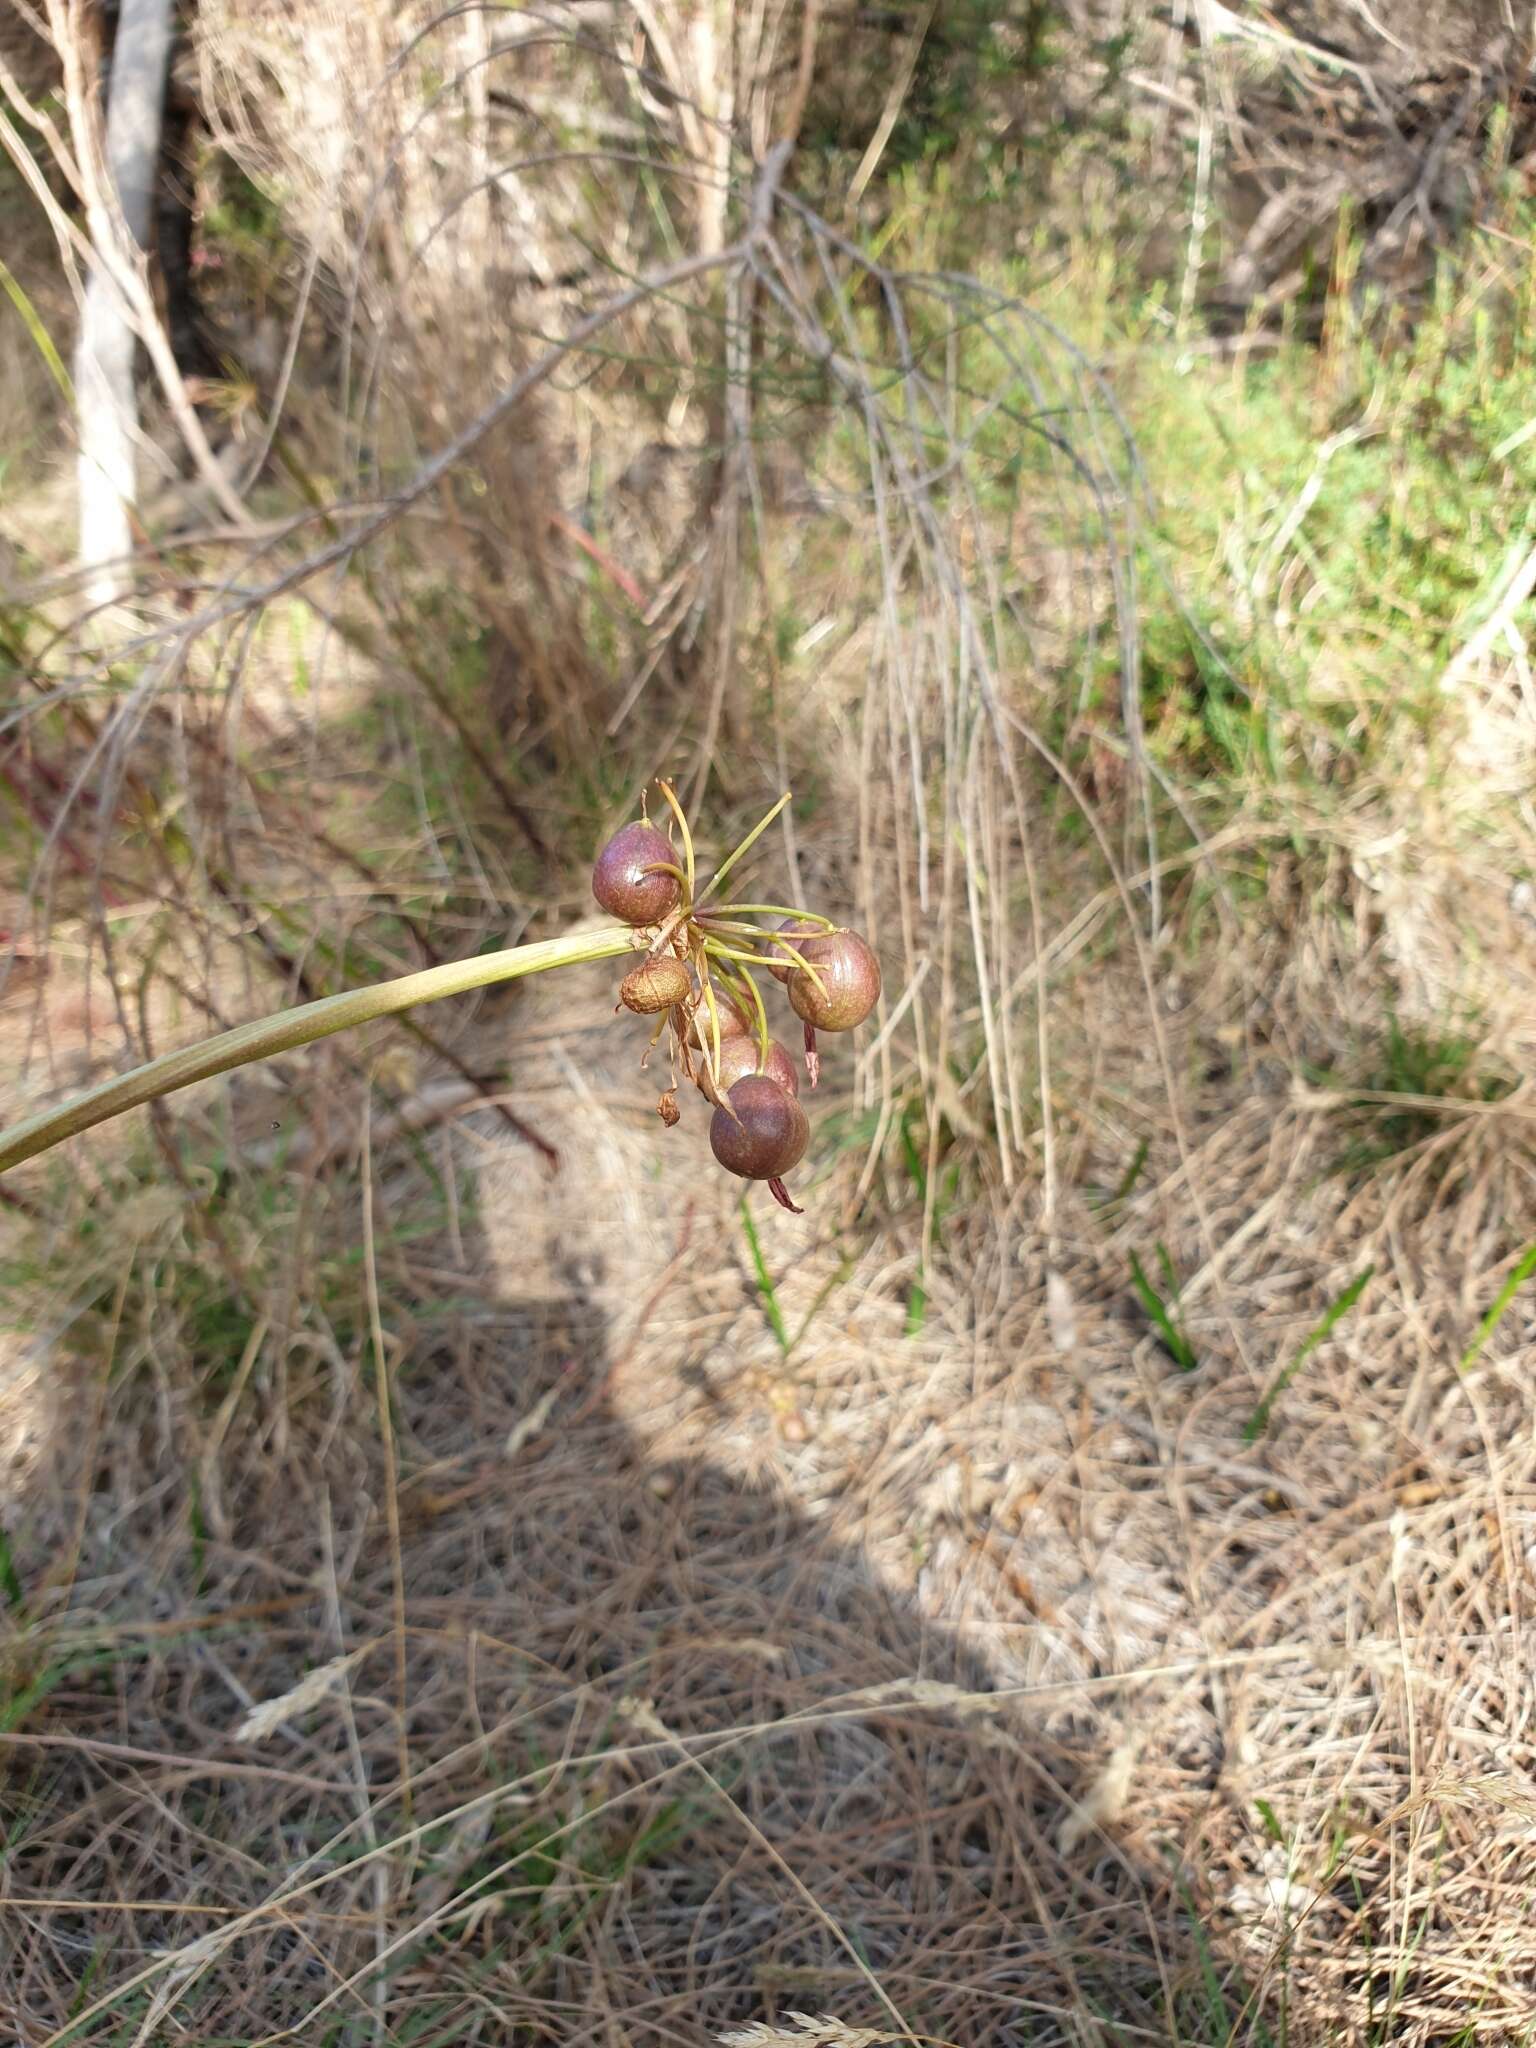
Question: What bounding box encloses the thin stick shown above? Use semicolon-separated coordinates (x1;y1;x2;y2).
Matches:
360;1099;411;1825
692;955;728;1093
700;936;772;968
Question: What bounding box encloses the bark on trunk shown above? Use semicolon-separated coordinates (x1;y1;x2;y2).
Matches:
75;0;175;605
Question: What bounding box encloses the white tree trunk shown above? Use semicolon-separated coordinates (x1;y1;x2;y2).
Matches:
75;0;175;607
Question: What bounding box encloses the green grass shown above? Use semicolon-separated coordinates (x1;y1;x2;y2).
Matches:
856;145;1536;877
0;249;72;405
1126;240;1536;800
740;1196;854;1362
1317;1016;1514;1183
1086;1136;1151;1219
0;1526;24;1614
1169;1862;1280;2048
1245;1267;1374;1439
1129;1243;1197;1371
1459;1238;1536;1373
740;1196;791;1354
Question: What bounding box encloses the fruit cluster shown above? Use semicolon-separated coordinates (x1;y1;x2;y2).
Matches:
591;790;880;1213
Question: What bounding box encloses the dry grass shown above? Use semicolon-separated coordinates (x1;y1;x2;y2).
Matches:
4;5;1536;2046
5;937;1536;2044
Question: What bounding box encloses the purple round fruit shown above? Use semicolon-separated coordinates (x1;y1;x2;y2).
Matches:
786;930;881;1032
709;1075;809;1181
592;821;681;925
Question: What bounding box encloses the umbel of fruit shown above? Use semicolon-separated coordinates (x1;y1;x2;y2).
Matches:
592;821;680;925
0;785;876;1198
709;1075;808;1181
592;786;880;1217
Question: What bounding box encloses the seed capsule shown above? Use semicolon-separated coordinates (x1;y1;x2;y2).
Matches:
619;957;692;1014
787;930;881;1032
709;1075;809;1182
592;822;681;925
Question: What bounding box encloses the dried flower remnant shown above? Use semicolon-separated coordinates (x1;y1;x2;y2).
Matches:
619;958;692;1014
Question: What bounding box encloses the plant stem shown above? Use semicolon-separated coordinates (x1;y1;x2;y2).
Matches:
694;792;792;910
704;932;828;998
704;905;836;925
655;780;695;901
711;956;770;1065
0;925;640;1174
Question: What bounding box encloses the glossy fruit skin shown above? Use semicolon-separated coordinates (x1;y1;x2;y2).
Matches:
592;822;680;925
684;991;751;1049
619;957;692;1014
786;930;881;1032
766;917;822;984
709;1076;809;1181
701;1033;800;1099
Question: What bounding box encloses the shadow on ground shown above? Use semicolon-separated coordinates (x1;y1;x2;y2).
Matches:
0;1015;1261;2046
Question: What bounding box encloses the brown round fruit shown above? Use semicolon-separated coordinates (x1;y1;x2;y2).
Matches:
709;1075;809;1181
592;821;681;926
700;1033;800;1099
619;957;692;1015
766;917;822;984
786;930;881;1032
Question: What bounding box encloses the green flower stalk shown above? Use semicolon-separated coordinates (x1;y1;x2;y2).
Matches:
0;786;883;1214
0;927;639;1175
